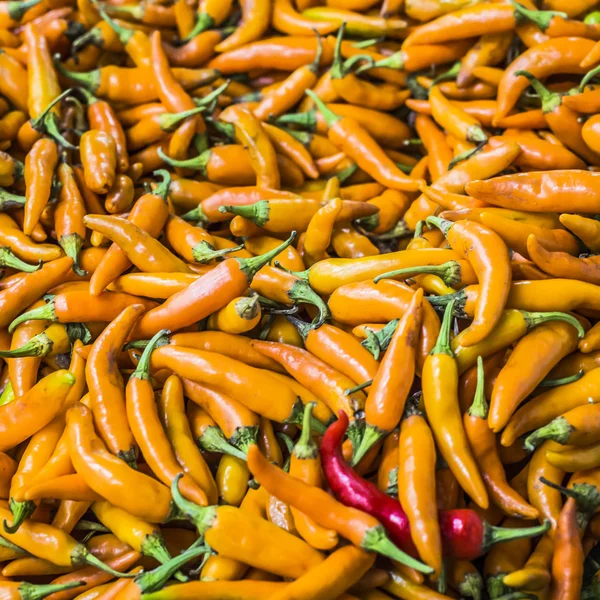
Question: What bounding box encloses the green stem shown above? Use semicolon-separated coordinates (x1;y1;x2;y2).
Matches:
59;233;87;277
511;1;568;32
93;0;135;45
459;572;484;600
285;316;311;341
53;55;101;93
198;426;248;460
360;319;399;360
351;424;384;467
538;370;584;388
345;380;372;395
580;63;600;91
362;525;433;574
182;12;215;42
236;232;296;281
309;34;323;75
513;70;560;114
359;50;403;72
276;110;318;131
426;289;467;316
181;205;209;225
425;215;454;237
4;499;35;534
521;311;585;338
524;417;571;451
171;473;218;535
80;548;138;578
158;105;210;132
539;477;600;516
430;300;456;357
482;520;550;553
30;89;79;150
468;356;488;419
374;261;462;286
157;148;210;175
19;581;84;600
293;403;318;460
286;280;330;328
335;162;358;183
330;23;346;80
130;329;170;381
0;332;52;358
192;240;243;264
0;246;39;272
304;90;341;128
8;0;42;20
431;61;461;86
229;426;259;455
219;201;268;226
151;169;172;201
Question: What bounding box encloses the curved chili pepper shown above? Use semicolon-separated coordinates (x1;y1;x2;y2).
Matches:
272;0;339;35
353;289;422;465
489;320;580;432
551;497;583;598
132;234;295;338
465;357;539;519
207;296;261;334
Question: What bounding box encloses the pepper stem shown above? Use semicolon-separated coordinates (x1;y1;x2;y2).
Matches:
468;356;488;419
229;426;259;455
537;370;584;388
19;581;85;600
30;89;79;150
513;70;560;114
237;232;297;281
293;403;318;460
131;542;209;593
522;311;585;338
425;215;454;237
4;499;35;534
483;519;550;553
539;477;600;515
304;90;341;128
458;572;484;600
192;240;243;264
159;104;210;132
182;12;215;42
171;473;218;535
511;1;568;32
276;110;318;131
426;290;467;316
0;189;26;211
83;551;138;578
8;0;42;20
130;329;170;381
151;170;172;201
345;380;372;395
358;50;402;72
351;424;384;467
287;280;330;328
53;55;100;92
524;417;571;452
198;426;248;460
0;332;52;358
430;300;456;357
219;201;268;226
330;23;346;80
0;247;40;272
362;524;433;574
93;0;135;45
581;63;600;91
140;532;173;566
374;261;461;286
59;234;87;277
431;61;461;86
157;148;210;174
285;316;311;341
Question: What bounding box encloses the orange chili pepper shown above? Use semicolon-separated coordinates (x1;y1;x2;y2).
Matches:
207;296;261;335
353;289;423;465
398;402;442;575
422;301;488;509
427;215;511;347
80;130;117;195
551;498;583;598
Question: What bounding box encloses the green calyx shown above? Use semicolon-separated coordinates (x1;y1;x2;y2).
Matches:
228;425;259;455
537;370;584;388
74;543;137;578
59;233;87;277
181;205;209;225
171;473;218;535
182;12;215;42
276;110;318;131
358;50;403;73
234;296;260;321
198;426;248;461
219;200;269;226
157;148;211;175
360;319;399;360
0;247;40;272
140;532;173;566
8;0;41;20
285;316;312;341
158;105;209;132
511;1;567;32
192;240;243;264
287;280;330;328
373;260;462;286
0;331;53;359
93;0;135;45
426;215;454;237
540;477;600;518
293;403;318;460
117;447;138;470
286;398;325;434
4;499;36;534
237;232;297;282
580;63;600;92
514;70;561;114
523;416;571;452
486;574;510;600
362;524;433;574
130;329;170;381
430;61;461;87
304;90;341;128
522;311;585;338
351;424;384;467
427;289;468;317
30;88;79;150
54;55;102;94
430;299;456;357
331;24;362;80
458;571;484;600
466;124;488;144
468;356;488;420
132;541;210;594
482;519;550;554
0;188;26;211
19;581;84;600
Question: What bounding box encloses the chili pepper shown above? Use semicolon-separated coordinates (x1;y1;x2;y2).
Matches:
141;580;285;599
353;289;422;464
398;401;442;575
430;215;511;347
546;441;600;471
502;534;553;591
159;375;218;503
287;404;338;550
251;338;365;422
303;92;423;191
465;357;539;519
421;301;488;507
495;37;595;120
207;296;261;335
79;130;117;195
0;51;28;113
489;319;580;432
272;0;340;35
132;234;294;338
66;402;175;523
551;498;583;599
215;453;249;507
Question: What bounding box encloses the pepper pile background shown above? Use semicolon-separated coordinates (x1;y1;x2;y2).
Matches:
3;0;600;598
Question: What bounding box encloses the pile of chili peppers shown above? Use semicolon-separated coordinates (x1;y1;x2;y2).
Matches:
3;0;600;598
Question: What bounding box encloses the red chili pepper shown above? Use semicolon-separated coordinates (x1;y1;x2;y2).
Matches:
321;411;550;560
